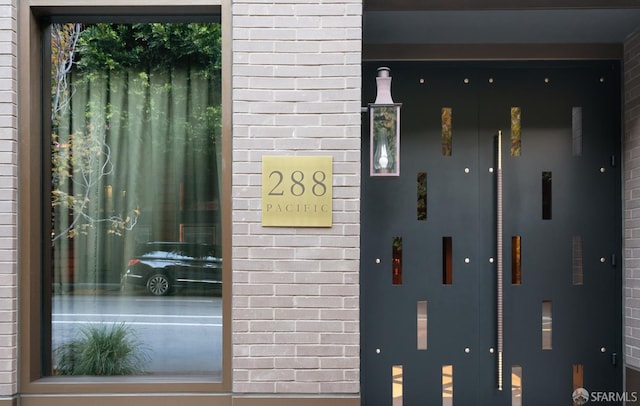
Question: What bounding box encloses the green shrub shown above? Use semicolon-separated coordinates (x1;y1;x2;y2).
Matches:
54;323;149;375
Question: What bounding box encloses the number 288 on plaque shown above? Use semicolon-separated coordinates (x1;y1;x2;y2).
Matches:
261;156;333;227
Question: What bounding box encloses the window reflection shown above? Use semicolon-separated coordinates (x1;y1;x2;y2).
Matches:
49;22;222;377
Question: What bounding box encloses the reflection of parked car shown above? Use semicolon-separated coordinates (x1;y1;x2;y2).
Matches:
121;242;221;296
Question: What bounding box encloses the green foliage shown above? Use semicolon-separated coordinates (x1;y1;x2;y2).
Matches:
54;323;149;376
76;23;222;74
50;22;221;241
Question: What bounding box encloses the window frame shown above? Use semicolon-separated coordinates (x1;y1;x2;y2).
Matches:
18;0;232;394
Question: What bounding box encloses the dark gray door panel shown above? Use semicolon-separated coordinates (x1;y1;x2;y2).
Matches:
362;61;622;405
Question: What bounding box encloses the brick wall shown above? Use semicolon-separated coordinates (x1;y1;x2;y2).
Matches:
0;0;16;397
232;0;362;395
625;32;640;370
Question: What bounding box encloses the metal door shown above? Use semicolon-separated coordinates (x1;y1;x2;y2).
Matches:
361;62;622;405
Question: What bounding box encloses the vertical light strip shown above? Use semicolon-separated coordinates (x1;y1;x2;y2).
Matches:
512;365;522;406
573;364;585;406
572;107;583;156
392;365;403;406
572;235;584;285
497;130;504;390
542;172;552;220
511;107;521;156
392;237;402;285
417;301;427;350
443;237;453;285
442;107;452;156
512;236;522;285
442;365;453;406
542;301;552;350
417;172;427;221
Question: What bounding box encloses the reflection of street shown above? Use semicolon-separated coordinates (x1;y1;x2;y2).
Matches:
52;294;222;377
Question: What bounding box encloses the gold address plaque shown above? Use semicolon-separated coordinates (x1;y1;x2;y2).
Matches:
262;155;333;227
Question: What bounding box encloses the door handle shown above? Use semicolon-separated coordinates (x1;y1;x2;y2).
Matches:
496;130;504;391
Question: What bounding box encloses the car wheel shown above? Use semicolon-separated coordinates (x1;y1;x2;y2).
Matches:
146;274;170;296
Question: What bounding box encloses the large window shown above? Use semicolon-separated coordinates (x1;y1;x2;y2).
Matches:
44;20;223;377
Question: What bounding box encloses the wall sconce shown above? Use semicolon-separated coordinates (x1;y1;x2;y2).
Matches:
369;67;401;177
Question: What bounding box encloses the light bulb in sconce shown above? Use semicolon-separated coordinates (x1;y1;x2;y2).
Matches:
373;131;390;173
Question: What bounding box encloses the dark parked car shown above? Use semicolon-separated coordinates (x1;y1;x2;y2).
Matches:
121;242;221;296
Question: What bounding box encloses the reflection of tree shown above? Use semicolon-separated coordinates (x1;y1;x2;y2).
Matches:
51;23;82;122
50;23;222;242
511;107;521;157
50;23;222;289
50;23;139;242
51;128;139;241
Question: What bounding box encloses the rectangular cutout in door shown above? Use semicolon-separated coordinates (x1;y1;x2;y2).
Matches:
542;172;552;220
512;365;522;406
573;364;584;406
393;365;403;406
442;108;452;156
442;365;453;406
511;107;521;157
572;107;583;156
393;237;403;285
443;237;453;285
512;236;522;285
417;301;427;350
542;301;552;350
573;235;584;285
417;172;427;221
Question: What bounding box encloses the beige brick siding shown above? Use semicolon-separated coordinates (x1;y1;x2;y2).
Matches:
0;0;15;397
625;32;640;370
232;0;362;395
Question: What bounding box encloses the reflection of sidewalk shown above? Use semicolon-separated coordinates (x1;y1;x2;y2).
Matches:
54;282;121;295
52;294;223;375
